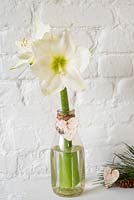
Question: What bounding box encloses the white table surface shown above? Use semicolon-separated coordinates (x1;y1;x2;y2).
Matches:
0;177;134;200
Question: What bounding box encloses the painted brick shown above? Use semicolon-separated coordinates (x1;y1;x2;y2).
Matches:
77;104;114;128
76;79;113;103
0;1;32;30
99;27;134;53
117;6;134;24
98;56;133;77
115;0;134;5
112;103;134;123
108;125;134;145
117;78;134;101
0;153;16;175
0;81;20;106
80;126;108;149
85;145;113;167
42;5;114;27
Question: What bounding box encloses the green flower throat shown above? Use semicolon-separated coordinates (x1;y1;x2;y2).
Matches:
51;55;67;74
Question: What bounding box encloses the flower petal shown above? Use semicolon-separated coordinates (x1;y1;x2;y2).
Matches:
40;75;64;96
10;60;28;70
63;66;86;91
31;56;53;80
18;52;33;60
33;14;50;39
70;46;90;72
49;30;75;57
61;30;75;58
32;37;52;58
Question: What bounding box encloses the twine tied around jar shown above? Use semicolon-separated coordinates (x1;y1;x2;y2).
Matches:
55;110;79;141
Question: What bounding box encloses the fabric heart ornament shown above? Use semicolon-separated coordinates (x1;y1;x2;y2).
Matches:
104;167;120;188
55;117;79;141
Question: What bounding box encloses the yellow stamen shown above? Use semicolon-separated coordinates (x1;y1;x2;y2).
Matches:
20;38;29;48
51;55;67;74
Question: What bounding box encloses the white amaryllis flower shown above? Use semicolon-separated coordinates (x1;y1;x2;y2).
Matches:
31;31;90;95
12;19;50;70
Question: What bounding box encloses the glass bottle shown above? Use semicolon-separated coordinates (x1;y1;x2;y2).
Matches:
50;110;85;197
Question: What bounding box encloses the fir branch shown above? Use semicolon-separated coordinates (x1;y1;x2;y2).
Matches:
96;144;134;186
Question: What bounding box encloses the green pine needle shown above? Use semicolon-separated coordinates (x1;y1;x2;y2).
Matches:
96;144;134;185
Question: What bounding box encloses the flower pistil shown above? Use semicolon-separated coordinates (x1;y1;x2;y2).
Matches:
51;55;67;74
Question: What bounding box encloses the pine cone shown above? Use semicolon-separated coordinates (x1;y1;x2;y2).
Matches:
115;179;134;188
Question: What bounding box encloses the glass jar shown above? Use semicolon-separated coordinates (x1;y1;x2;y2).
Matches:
50;110;85;197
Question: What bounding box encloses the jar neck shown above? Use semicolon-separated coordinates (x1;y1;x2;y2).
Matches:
57;109;75;121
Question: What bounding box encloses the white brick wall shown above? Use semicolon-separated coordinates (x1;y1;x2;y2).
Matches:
42;5;114;26
98;55;133;77
0;0;134;184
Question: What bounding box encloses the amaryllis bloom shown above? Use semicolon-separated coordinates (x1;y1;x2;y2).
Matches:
31;31;90;95
12;19;50;70
14;25;90;95
14;38;33;67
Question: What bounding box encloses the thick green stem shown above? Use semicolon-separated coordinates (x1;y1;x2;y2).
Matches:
60;87;70;114
60;87;72;149
59;87;80;189
60;87;72;188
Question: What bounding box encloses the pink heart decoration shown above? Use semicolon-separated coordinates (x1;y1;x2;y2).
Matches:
104;167;120;188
